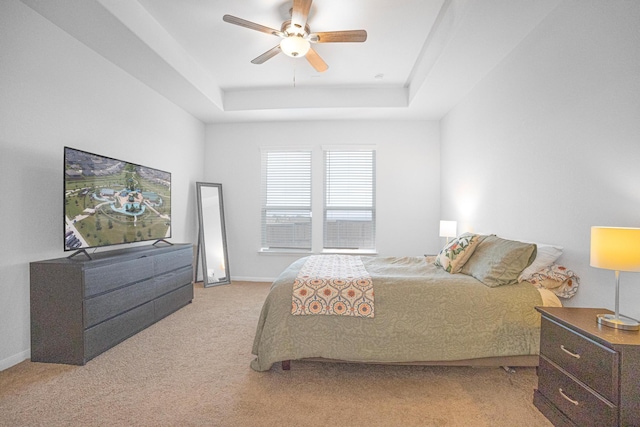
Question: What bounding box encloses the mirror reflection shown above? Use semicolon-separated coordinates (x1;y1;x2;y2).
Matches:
196;182;230;287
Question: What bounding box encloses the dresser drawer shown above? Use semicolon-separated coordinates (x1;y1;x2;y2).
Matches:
154;266;193;297
84;300;155;361
538;356;617;427
84;278;156;328
154;247;193;275
154;283;193;320
84;256;154;297
540;317;619;403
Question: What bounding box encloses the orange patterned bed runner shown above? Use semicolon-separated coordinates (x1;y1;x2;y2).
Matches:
292;255;374;318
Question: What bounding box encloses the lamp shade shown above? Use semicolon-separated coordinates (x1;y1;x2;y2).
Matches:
439;220;457;238
590;226;640;272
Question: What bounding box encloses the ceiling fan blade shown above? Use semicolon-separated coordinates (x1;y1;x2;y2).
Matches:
223;15;284;37
305;47;328;72
309;30;367;43
251;45;282;64
291;0;312;31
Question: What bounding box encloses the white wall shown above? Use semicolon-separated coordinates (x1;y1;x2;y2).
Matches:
204;120;440;280
441;1;640;319
0;0;205;370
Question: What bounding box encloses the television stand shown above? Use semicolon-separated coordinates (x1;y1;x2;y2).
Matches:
67;248;92;260
153;239;173;246
31;244;194;365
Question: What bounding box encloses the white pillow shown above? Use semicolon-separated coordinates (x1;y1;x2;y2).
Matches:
518;244;563;281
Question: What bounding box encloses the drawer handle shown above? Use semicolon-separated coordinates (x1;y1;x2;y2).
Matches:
560;345;580;359
558;388;579;406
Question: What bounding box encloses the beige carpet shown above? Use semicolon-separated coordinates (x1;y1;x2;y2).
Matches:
0;281;552;427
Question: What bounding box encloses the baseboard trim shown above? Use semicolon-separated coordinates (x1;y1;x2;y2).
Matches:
231;276;276;283
0;349;30;372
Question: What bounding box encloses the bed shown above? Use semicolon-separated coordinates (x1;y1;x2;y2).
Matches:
250;235;567;372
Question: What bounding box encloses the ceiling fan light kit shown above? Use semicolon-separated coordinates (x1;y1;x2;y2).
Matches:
280;36;310;57
223;0;367;72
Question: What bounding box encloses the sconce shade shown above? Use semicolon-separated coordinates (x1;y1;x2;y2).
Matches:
439;220;457;238
590;227;640;272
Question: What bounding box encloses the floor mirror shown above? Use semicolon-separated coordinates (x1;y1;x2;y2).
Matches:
196;182;230;287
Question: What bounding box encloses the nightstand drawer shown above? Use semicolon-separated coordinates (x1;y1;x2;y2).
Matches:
540;317;618;403
538;356;617;427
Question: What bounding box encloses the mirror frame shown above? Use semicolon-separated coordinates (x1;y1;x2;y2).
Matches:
196;182;230;287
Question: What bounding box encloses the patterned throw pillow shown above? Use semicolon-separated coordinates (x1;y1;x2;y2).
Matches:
526;264;580;299
435;233;482;274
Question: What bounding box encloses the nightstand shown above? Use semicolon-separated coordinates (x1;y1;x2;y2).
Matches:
534;307;640;427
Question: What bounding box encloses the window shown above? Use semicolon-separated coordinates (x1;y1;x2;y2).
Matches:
323;149;376;250
260;150;312;250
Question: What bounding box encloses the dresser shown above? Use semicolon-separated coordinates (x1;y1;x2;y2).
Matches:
534;307;640;427
30;244;194;365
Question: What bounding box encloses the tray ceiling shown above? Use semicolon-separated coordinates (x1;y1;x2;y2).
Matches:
20;0;560;123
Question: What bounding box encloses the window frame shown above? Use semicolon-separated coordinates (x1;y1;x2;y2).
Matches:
259;148;313;252
322;147;377;252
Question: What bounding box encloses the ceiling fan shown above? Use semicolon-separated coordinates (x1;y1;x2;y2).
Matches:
223;0;367;72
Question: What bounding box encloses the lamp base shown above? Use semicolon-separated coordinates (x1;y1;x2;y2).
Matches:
597;313;640;331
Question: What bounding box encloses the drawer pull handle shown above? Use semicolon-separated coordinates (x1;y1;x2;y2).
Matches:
560;345;580;359
558;388;579;406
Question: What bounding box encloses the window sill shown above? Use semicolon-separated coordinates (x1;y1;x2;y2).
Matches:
322;249;378;255
258;249;313;256
257;248;378;256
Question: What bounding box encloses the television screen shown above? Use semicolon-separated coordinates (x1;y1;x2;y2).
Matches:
64;147;171;252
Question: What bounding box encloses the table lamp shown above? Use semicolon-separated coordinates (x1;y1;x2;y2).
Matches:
590;226;640;331
439;220;457;244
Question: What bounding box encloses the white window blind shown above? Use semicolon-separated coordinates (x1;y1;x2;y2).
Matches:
324;149;376;250
260;150;312;250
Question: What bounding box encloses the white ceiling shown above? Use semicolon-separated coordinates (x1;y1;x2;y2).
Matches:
20;0;560;124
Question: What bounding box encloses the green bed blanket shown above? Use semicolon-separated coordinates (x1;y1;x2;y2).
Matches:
250;256;542;371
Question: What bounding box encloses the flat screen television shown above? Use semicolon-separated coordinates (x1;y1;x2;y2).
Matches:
64;146;171;253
